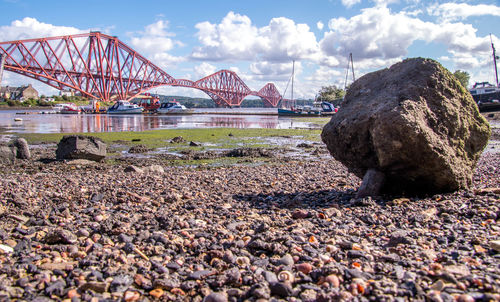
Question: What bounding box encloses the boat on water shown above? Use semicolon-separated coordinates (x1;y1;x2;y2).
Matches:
52;103;75;112
469;82;500;112
134;93;161;112
107;100;144;114
469;35;500;112
59;103;81;114
156;101;194;114
278;60;340;117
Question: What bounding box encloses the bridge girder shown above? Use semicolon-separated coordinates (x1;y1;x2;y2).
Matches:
0;33;284;107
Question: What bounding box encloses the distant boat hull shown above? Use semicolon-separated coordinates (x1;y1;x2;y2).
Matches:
107;108;144;114
156;101;194;115
107;100;144;114
278;108;321;116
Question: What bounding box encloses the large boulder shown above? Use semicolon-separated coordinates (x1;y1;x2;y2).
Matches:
12;138;30;159
56;135;106;162
0;138;30;164
321;58;490;195
0;145;16;164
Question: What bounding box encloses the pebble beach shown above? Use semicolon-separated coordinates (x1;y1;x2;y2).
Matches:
0;117;499;301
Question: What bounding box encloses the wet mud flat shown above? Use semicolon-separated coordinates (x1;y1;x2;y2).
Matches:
0;139;499;301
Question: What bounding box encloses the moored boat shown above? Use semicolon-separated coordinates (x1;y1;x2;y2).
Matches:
107;100;144;114
469;35;500;112
59;103;81;114
156;101;194;114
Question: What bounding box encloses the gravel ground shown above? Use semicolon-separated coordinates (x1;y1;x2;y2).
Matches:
0;135;499;301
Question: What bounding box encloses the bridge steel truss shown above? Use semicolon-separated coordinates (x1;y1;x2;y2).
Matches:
0;33;283;107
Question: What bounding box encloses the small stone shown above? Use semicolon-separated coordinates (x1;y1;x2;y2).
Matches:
150;288;164;298
269;282;293;297
279;254;295;266
123;290;141;302
124;165;144;173
189;270;215;280
44;229;77;244
457;294;475;302
67;288;79;299
296;263;313;274
0;244;13;254
204;292;228;302
292;209;309;219
45;280;66;296
489;240;500;252
430;279;445;291
324;274;340;287
79;282;109;293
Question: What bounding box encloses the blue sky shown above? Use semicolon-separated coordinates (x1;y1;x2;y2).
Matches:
0;0;499;99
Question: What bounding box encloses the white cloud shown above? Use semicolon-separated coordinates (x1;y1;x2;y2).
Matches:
191;12;258;61
341;0;361;8
128;20;185;68
194;62;217;79
0;17;83;42
321;5;492;63
191;12;320;64
317;21;324;31
429;3;500;22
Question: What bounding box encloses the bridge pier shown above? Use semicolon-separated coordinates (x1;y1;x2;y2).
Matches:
0;54;5;88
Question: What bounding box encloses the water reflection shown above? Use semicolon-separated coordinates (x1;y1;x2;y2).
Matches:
0;109;315;133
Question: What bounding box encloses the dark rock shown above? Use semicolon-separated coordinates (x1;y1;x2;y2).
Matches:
250;282;270;299
269;282;293;297
44;229;77;244
387;230;413;247
110;274;133;292
170;136;185;143
118;233;133;243
225;148;272;158
13;239;31;255
56;135;106;162
322;58;490;194
44;280;66;296
356;169;385;198
128;144;151;153
297;143;314;148
124;165;143;173
189;141;201;146
189;269;215;280
153;278;180;290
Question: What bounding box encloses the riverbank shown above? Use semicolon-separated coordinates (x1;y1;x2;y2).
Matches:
0;124;499;301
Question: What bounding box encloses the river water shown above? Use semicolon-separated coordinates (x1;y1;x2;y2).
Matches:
0;108;322;133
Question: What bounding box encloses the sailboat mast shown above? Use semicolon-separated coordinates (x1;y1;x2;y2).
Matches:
291;60;295;107
491;34;499;87
344;53;356;90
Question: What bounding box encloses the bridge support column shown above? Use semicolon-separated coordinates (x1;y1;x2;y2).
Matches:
0;54;5;88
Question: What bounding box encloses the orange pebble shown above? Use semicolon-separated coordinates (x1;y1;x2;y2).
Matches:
149;288;164;298
67;289;79;299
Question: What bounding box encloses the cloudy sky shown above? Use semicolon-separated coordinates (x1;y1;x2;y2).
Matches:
0;0;499;99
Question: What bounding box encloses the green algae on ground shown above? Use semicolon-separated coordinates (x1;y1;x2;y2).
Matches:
18;127;322;149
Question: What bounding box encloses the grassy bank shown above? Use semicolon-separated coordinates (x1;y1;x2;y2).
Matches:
18;127;324;149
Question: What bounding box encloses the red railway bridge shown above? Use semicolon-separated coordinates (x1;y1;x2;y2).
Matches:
0;32;284;107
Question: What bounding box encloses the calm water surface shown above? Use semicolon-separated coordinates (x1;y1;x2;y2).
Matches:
0;108;320;133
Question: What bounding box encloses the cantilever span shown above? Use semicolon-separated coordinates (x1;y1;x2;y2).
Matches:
0;32;283;107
